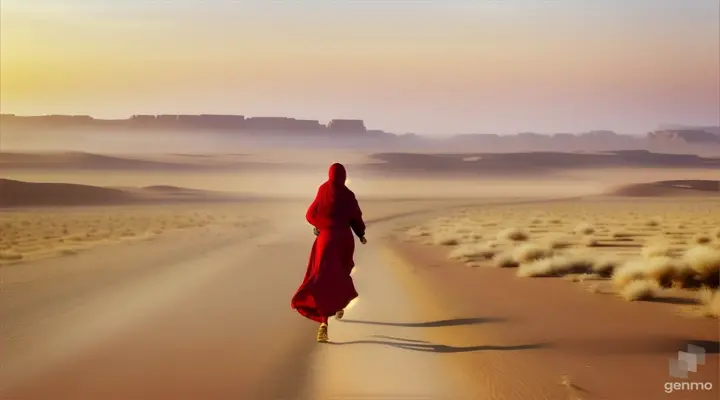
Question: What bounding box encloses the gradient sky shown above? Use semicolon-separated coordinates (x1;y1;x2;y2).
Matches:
1;0;718;134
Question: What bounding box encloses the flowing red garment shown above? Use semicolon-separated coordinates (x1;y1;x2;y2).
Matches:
291;163;366;323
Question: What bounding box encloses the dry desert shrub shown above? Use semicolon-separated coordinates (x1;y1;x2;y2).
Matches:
612;231;634;239
447;244;496;263
642;256;687;288
641;242;673;260
581;236;599;247
612;260;647;289
683;246;720;289
517;258;557;277
405;226;431;239
646;218;662;227
591;256;621;278
433;234;460;246
613;255;692;289
512;243;554;264
517;254;594;278
493;252;519;268
692;234;713;246
485;240;501;249
621;280;660;301
698;289;720;318
546;235;572;250
496;228;530;242
573;223;595;235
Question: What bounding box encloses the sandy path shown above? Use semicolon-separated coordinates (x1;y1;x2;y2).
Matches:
1;200;493;399
1;219;319;399
305;243;480;399
2;197;650;400
389;239;720;400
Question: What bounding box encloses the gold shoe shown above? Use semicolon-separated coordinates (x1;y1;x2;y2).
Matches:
335;309;344;320
317;323;329;342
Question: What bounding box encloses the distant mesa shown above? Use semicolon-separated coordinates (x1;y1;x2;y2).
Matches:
647;129;720;144
0;113;381;137
327;119;366;133
2;113;720;153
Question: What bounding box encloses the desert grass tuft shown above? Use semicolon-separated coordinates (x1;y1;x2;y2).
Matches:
692;234;713;245
493;252;520;268
581;236;599;247
546;236;572;250
448;244;496;262
643;256;686;288
612;260;647;289
512;243;554;264
683;246;720;289
611;231;634;239
641;242;673;260
621;280;660;301
433;233;460;246
517;254;594;278
496;228;530;242
573;223;595;235
699;289;720;318
646;218;662;227
592;256;621;278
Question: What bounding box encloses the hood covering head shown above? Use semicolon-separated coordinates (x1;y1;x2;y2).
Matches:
328;163;347;186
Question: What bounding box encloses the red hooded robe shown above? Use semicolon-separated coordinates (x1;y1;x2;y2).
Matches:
291;163;366;322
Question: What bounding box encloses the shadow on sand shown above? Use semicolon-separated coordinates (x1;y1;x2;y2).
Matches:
325;339;551;353
338;317;505;328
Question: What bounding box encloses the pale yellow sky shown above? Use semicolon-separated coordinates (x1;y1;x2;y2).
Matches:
1;0;718;134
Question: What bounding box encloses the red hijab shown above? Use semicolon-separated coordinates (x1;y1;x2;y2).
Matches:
307;163;358;228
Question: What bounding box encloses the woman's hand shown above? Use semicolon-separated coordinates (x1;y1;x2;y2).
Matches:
359;236;367;244
313;227;320;236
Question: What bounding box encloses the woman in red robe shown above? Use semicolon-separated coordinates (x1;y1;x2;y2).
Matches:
291;163;367;342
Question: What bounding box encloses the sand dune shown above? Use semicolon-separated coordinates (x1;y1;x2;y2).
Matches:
365;151;720;176
0;179;134;207
609;180;720;197
0;179;252;207
3;150;719;176
0;151;320;171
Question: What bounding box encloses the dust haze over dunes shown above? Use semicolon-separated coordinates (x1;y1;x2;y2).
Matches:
3;0;720;396
3;149;719;201
2;146;719;399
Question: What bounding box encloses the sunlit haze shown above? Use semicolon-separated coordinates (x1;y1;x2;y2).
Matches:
1;0;718;134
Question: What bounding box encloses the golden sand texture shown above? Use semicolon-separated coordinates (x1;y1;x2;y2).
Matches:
0;204;261;265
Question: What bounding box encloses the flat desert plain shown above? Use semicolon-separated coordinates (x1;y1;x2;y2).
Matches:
0;150;718;400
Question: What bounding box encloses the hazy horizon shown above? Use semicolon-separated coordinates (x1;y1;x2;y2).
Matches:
1;0;718;135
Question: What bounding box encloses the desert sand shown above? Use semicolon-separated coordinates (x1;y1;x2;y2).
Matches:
1;151;719;399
